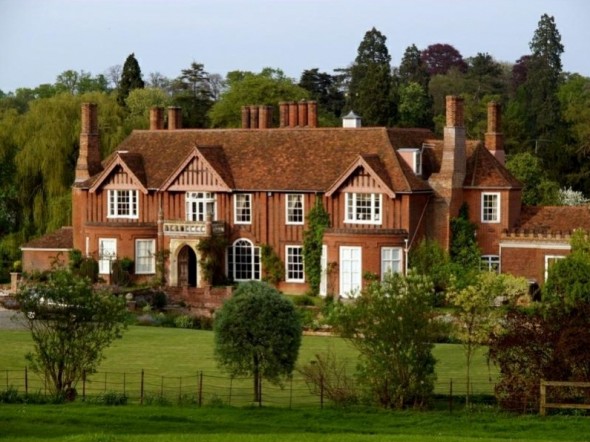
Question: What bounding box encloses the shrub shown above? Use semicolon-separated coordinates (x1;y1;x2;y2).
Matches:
174;314;194;329
93;391;128;406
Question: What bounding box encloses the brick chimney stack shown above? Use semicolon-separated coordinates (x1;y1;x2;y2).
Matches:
279;102;289;127
241;106;251;128
168;106;182;130
427;96;467;250
75;103;102;182
249;106;259;129
258;106;272;129
485;101;505;165
298;100;308;127
150;107;164;130
307;100;318;128
288;102;298;127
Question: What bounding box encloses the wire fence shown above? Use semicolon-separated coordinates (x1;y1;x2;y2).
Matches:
1;367;498;410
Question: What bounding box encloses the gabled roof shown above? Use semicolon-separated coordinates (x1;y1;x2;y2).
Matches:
89;152;148;194
78;127;435;193
160;146;234;191
21;227;73;250
325;154;395;198
517;206;590;234
422;140;521;189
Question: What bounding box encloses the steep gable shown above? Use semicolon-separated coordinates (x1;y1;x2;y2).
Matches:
326;155;395;197
89;152;148;194
161;146;233;192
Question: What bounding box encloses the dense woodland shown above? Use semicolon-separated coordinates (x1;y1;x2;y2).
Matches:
0;13;589;281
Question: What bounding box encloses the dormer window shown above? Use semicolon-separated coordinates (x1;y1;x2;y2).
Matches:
108;190;138;219
398;148;422;175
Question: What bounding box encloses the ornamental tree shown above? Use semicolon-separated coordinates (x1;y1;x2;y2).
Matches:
447;271;528;405
330;271;437;409
16;270;128;399
213;281;302;401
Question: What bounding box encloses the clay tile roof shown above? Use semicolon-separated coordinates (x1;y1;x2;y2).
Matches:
465;143;521;188
21;227;73;250
90;127;437;193
118;152;147;187
517;206;590;234
361;154;393;191
196;145;235;188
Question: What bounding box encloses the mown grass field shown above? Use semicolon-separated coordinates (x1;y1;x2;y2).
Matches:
0;322;495;402
2;403;590;442
1;321;588;442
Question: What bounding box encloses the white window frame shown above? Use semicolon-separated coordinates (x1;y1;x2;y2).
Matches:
286;194;304;225
413;150;423;175
480;255;500;273
381;247;402;279
285;245;305;282
345;192;382;225
227;238;260;281
108;189;138;219
481;192;500;223
135;239;156;275
544;255;565;281
98;238;117;274
186;192;216;222
234;194;252;224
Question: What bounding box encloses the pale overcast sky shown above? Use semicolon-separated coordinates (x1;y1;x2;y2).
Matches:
1;0;589;93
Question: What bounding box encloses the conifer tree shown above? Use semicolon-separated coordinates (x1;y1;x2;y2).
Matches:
117;53;145;106
348;28;394;126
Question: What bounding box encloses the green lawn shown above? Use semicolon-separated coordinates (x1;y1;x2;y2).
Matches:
1;403;589;442
0;324;495;403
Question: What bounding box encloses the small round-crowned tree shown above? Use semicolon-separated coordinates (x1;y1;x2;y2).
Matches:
213;281;302;401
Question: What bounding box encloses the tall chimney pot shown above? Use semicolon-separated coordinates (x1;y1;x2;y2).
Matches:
241;106;251;129
76;103;102;182
150;106;164;130
168;106;182;130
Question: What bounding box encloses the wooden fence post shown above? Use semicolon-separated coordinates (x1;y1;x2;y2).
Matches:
198;371;203;407
540;380;547;416
140;369;144;405
449;379;453;414
24;367;28;396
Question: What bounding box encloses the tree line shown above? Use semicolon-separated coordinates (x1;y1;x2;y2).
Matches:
1;13;589;281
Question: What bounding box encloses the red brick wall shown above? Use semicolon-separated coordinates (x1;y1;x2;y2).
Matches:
501;245;569;284
22;250;70;273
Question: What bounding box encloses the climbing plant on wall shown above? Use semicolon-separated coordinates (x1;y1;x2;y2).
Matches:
303;196;330;295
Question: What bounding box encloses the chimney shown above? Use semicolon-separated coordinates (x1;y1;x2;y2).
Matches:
308;100;318;128
241;106;251;128
279;102;289;127
75;103;102;182
168;106;182;130
258;106;272;129
288;102;298;127
426;96;467;250
150;107;164;130
485;101;505;165
298;100;308;127
249;105;259;129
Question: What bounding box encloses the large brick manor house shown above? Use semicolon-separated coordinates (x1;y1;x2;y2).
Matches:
21;97;590;297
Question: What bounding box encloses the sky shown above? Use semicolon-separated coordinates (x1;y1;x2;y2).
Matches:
1;0;589;93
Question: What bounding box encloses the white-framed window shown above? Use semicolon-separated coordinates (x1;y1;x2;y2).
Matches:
413;150;422;175
381;247;402;279
286;246;304;282
135;239;155;274
227;239;260;281
286;194;304;225
98;238;117;274
481;192;500;223
186;192;216;221
234;194;252;224
544;255;565;281
481;255;500;273
108;190;138;219
345;192;382;224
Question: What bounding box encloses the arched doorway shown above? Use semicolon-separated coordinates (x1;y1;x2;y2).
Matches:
178;245;197;287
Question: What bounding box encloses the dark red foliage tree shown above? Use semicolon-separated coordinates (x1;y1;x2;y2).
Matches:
420;44;468;76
